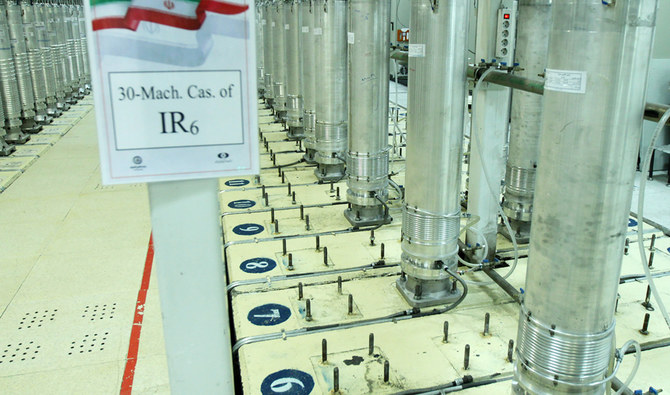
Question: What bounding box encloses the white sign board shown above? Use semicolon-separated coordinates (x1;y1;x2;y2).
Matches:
84;0;259;184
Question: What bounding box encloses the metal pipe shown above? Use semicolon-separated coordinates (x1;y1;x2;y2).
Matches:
67;0;85;96
284;0;304;140
514;0;658;393
5;0;41;133
271;0;288;121
261;1;275;106
20;0;51;124
300;0;317;163
44;0;69;111
501;0;551;242
343;0;391;227
255;1;265;96
76;0;91;91
313;0;348;182
34;0;61;117
396;0;470;307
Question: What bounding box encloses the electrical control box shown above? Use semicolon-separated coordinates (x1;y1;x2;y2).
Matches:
495;0;517;65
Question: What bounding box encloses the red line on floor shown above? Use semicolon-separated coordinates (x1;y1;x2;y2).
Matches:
120;234;155;395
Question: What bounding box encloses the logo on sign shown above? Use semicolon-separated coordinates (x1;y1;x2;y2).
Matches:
228;199;256;209
628;218;638;227
133;156;143;165
163;0;175;9
232;223;264;236
247;303;291;326
240;257;276;274
260;369;314;395
218;152;230;159
224;179;250;187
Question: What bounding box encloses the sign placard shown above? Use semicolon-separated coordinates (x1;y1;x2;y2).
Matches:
84;0;259;184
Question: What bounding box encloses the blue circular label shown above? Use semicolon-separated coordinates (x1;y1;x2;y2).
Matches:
240;257;277;274
248;303;291;326
224;179;250;187
233;223;264;236
228;199;256;209
667;247;670;254
628;218;638;227
261;369;314;395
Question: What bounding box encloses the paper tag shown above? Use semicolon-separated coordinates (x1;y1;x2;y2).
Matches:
313;27;322;35
284;24;290;30
545;69;587;94
347;32;354;44
408;44;425;57
302;26;309;33
261;19;266;25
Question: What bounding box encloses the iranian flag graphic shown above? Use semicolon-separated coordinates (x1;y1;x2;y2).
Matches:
90;0;249;31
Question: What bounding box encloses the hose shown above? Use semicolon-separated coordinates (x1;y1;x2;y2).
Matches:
463;67;519;286
636;106;670;330
613;340;641;395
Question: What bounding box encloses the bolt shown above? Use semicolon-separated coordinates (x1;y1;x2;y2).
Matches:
380;243;385;260
333;367;339;392
443;321;449;343
615;293;620;313
277;167;281;177
288;182;292;196
288;253;293;270
483;313;490;336
370;230;375;246
272;154;276;166
315;235;320;250
624;238;629;255
337;276;342;294
282;238;287;256
415;283;422;300
650;234;656;251
330;182;335;193
356;210;361;221
642;286;654;311
306;299;312;321
274;219;279;234
271;208;275;223
323;247;328;266
261;185;266;198
348;294;353;315
264;193;269;206
507;340;514;363
305;214;311;230
639;313;650;335
281;170;285;183
322;338;327;363
336;187;340;200
649;249;655;269
292;191;296;205
383;360;390;383
298;282;303;300
368;333;374;356
300;204;304;220
464;344;470;369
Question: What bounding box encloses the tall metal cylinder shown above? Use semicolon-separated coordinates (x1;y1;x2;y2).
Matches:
0;0;29;144
76;0;91;90
262;1;275;107
45;0;69;110
64;0;83;97
343;0;391;227
6;0;42;133
397;0;469;307
68;0;85;94
34;0;60;116
300;0;317;162
501;0;551;243
271;0;288;121
313;0;347;182
21;0;51;124
255;1;265;96
284;0;304;139
56;0;78;102
513;1;658;393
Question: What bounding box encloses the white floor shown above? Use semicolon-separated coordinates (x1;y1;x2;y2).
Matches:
0;107;169;394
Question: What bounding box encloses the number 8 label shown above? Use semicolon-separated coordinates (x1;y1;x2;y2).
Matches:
240;257;276;274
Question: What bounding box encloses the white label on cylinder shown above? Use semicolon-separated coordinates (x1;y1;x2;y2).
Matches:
284;24;290;30
545;69;587;94
408;44;425;57
313;27;322;35
262;19;266;25
347;32;354;44
302;26;309;33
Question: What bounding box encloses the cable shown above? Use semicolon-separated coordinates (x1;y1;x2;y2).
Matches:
614;340;641;395
463;67;519;285
636;107;670;330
